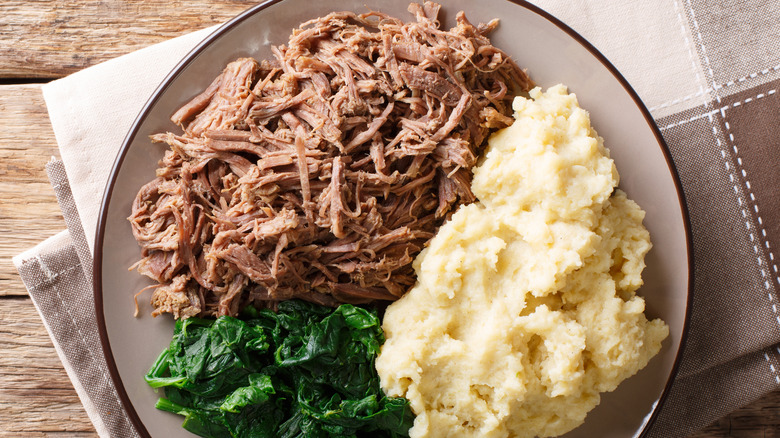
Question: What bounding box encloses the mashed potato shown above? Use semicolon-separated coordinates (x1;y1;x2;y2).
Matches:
375;85;669;438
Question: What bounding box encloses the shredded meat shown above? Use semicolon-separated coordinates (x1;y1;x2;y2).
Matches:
129;1;533;318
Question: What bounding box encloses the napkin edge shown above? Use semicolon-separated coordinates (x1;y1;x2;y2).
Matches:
14;232;112;438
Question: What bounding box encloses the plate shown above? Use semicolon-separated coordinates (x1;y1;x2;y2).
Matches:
94;1;693;436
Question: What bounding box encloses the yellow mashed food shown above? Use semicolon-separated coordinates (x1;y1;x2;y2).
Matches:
375;85;669;438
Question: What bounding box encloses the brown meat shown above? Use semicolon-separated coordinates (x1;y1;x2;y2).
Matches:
129;1;533;318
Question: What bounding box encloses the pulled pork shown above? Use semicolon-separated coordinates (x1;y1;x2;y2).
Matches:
129;1;533;318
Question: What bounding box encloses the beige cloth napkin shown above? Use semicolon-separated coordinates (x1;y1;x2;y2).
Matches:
14;1;780;437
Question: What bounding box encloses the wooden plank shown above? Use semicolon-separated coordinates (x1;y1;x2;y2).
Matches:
0;296;97;437
0;1;252;78
0;84;64;296
691;390;780;437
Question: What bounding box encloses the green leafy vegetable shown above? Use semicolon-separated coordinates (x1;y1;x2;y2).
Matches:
145;300;413;437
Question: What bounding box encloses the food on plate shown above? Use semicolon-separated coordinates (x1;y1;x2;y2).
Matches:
376;85;670;438
128;1;532;319
145;300;413;437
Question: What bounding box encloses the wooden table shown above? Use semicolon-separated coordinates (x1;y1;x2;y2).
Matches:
0;1;778;437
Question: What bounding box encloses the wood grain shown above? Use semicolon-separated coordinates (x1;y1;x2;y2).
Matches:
0;1;254;78
0;297;97;437
692;393;780;437
0;84;64;296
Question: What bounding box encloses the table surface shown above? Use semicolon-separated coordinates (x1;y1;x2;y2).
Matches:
1;1;778;437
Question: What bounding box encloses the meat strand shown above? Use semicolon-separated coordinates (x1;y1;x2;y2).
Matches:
129;1;533;318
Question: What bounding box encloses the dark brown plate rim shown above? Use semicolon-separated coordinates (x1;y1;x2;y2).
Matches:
93;1;695;436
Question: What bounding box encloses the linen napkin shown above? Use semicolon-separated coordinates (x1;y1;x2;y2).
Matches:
13;1;780;437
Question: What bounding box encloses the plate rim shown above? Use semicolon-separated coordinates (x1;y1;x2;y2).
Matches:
93;1;695;436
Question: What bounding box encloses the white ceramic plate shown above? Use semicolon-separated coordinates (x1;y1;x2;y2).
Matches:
95;1;693;437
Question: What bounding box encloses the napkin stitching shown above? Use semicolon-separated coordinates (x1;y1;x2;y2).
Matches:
718;108;780;312
25;262;83;290
648;64;780;112
48;267;123;418
35;254;55;279
658;89;778;131
658;109;720;131
665;0;708;111
764;352;780;384
649;88;710;113
707;115;763;270
720;64;780;89
685;0;720;104
725;90;778;109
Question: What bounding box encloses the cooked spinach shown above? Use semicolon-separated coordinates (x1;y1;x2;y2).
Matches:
145;300;413;437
